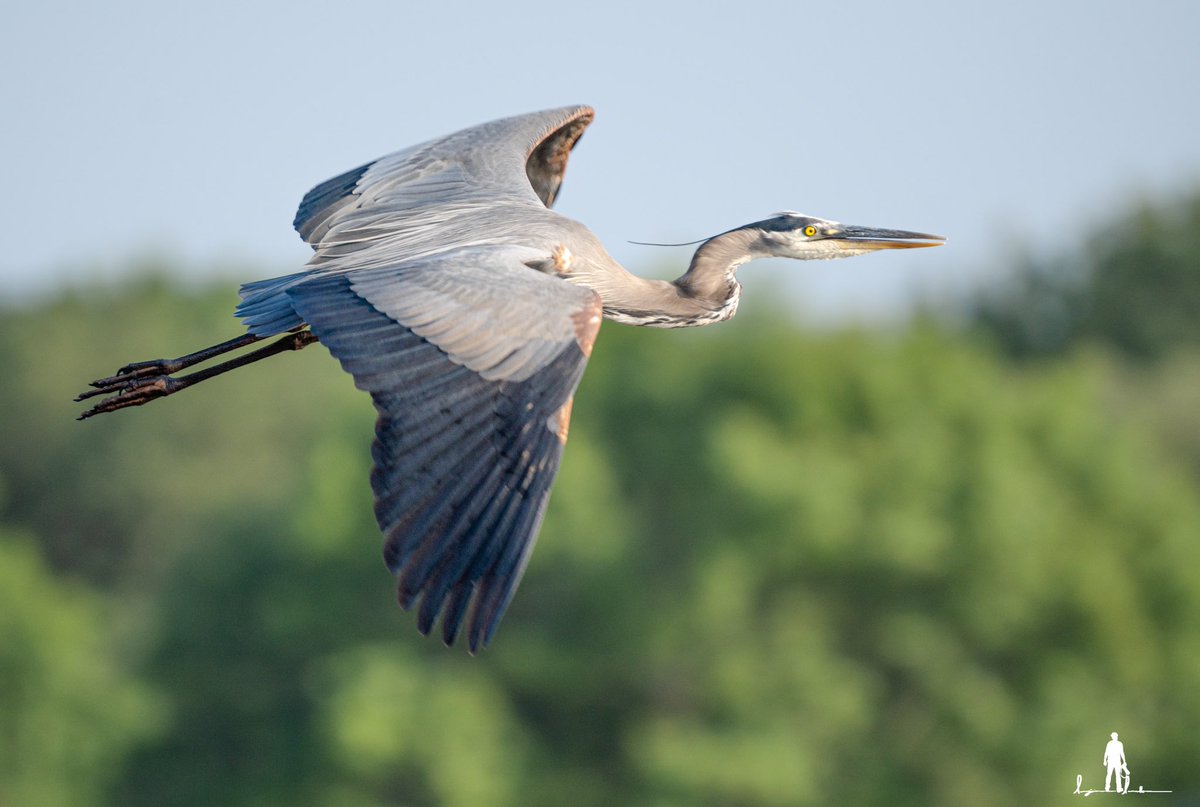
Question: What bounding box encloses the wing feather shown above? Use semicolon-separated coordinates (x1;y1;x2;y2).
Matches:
286;246;601;651
233;108;605;649
240;107;594;339
293;161;373;244
294;106;593;252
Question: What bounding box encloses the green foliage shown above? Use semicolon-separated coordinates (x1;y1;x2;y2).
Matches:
0;533;161;807
968;188;1200;480
581;322;1200;805
971;188;1200;360
1;266;1198;805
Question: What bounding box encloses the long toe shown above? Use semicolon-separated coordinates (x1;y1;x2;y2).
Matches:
75;385;114;402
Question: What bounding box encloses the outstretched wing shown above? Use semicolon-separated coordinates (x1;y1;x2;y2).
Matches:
238;106;595;338
287;245;601;652
293;105;594;253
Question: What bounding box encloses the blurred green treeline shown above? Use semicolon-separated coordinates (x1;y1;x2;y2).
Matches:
2;190;1199;807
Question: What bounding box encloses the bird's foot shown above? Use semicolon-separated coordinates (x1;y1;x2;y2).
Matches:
75;371;184;419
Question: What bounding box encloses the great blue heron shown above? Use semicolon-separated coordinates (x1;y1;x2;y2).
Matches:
77;106;943;652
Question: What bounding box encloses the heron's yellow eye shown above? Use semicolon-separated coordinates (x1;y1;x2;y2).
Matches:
803;225;817;237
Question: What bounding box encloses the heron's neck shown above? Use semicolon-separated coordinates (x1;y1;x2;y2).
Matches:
602;228;763;329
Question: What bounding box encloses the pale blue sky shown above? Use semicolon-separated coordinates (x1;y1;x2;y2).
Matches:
3;0;1198;319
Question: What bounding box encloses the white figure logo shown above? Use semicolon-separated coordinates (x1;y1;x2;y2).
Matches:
1103;732;1129;794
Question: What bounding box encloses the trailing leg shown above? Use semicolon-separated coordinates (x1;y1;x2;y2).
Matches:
86;332;263;390
76;330;318;420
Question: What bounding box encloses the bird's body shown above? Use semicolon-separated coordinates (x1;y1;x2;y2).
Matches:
78;106;943;651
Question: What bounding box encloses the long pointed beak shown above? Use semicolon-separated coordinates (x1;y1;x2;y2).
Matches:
823;225;946;250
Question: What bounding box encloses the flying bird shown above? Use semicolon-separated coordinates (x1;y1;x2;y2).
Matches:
77;106;943;651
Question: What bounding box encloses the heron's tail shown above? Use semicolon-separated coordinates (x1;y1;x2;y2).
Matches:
236;271;310;336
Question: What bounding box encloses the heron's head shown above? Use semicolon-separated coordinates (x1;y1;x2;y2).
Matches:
751;211;945;260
